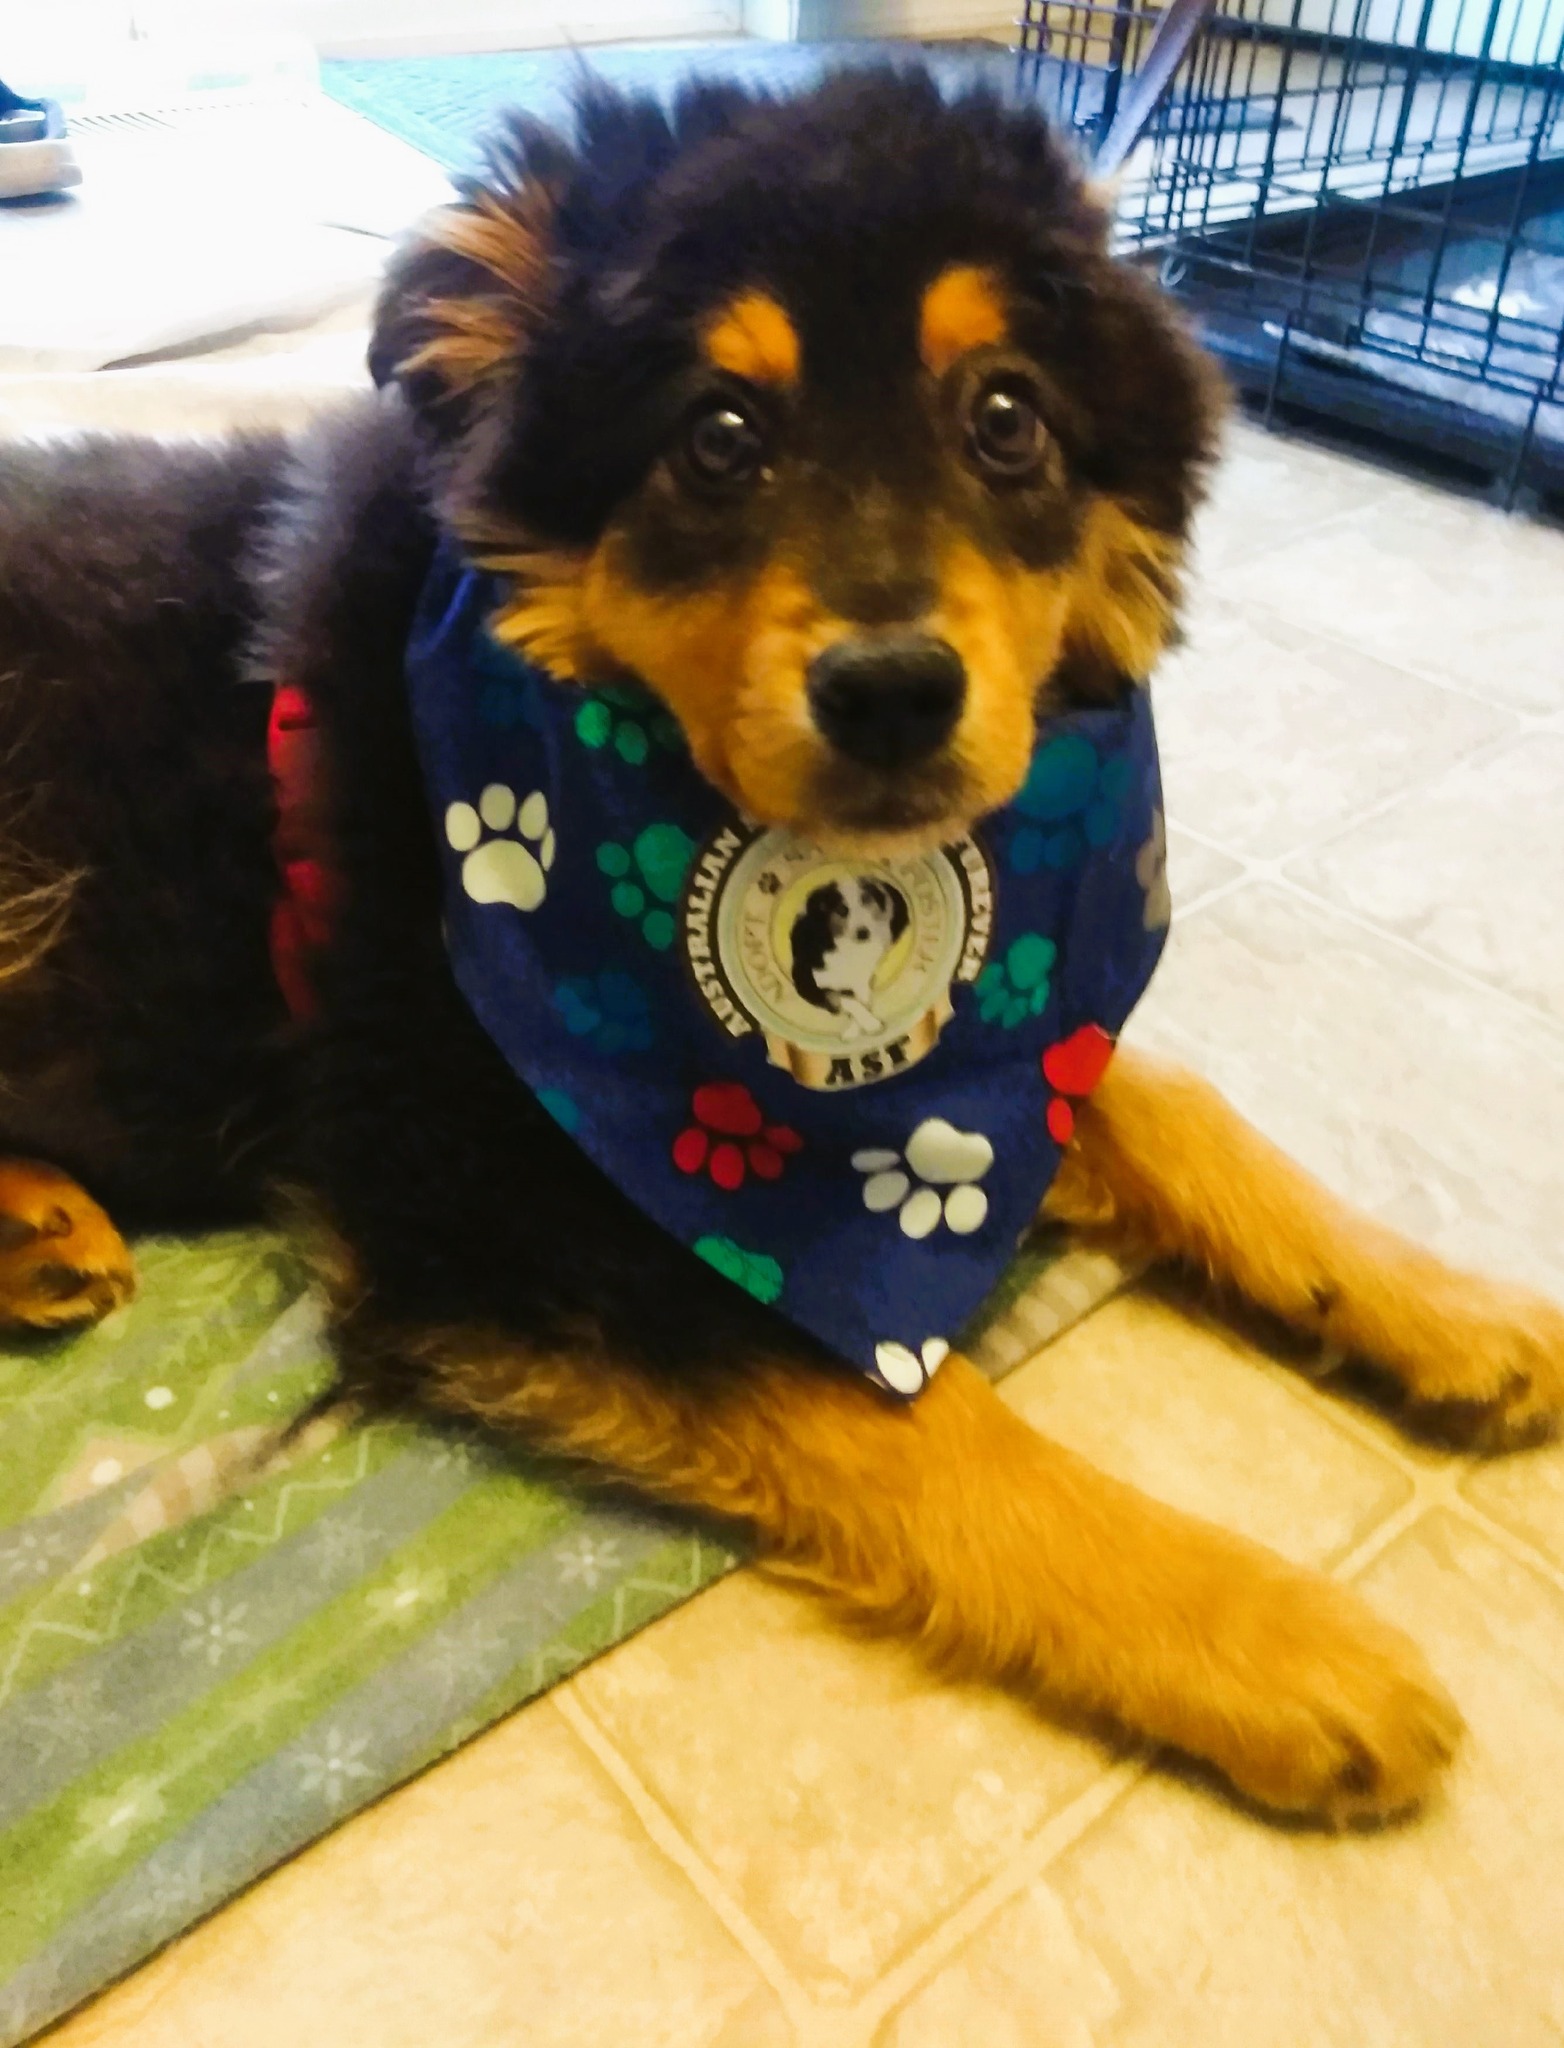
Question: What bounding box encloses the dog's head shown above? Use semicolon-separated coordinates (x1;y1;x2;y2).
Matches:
373;67;1222;854
843;877;910;948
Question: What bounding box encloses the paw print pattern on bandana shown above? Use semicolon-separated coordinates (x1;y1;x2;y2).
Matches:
1041;1023;1115;1143
873;1336;950;1396
1008;735;1134;876
553;971;654;1055
407;552;1173;1404
536;1087;581;1133
673;1083;803;1191
1137;808;1171;931
597;822;696;951
974;932;1057;1028
574;682;682;765
446;785;557;911
854;1117;994;1239
694;1234;785;1305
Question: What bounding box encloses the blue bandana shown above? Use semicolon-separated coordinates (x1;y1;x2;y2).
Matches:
406;541;1170;1398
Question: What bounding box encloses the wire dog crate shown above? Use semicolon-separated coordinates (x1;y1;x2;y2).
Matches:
1018;0;1564;500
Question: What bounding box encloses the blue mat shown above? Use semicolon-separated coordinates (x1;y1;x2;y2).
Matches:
322;40;1018;176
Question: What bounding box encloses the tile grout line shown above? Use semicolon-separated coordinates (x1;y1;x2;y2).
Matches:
1159;861;1257;924
548;1685;819;2035
1327;1490;1434;1582
1321;1456;1564;1603
1257;1354;1448;1484
1159;819;1256;920
1156;849;1564;1049
1268;868;1564;1045
1246;1350;1564;1596
1211;542;1564;721
1134;1287;1432;1490
1173;1309;1564;1577
1169;869;1249;919
1180;571;1550;735
1160;814;1248;862
844;1758;1148;2039
1442;1490;1564;1599
1268;719;1534;873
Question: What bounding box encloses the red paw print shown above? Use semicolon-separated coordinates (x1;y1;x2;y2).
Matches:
673;1082;803;1191
1041;1023;1115;1144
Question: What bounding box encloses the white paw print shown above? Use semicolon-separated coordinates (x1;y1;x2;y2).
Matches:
873;1335;949;1395
445;783;556;911
853;1116;993;1239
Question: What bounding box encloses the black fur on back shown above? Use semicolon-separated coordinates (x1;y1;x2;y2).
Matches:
0;433;291;1220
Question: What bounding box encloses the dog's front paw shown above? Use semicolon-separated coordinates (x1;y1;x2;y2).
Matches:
1388;1274;1564;1451
1197;1574;1463;1825
0;1162;137;1330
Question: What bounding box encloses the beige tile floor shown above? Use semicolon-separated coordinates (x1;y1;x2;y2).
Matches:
41;422;1564;2047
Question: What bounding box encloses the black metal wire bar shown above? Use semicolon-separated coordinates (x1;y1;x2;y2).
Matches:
1388;0;1440;158
1236;0;1309;257
1097;0;1137;138
1473;53;1563;377
1355;0;1428;328
1414;0;1508;346
1097;0;1221;174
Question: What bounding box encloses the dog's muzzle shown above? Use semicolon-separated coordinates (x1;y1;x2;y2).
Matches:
806;634;966;772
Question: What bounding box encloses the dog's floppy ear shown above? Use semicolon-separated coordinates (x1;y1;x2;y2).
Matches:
369;118;568;428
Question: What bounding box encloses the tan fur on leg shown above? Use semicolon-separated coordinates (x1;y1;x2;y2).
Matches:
388;1319;1458;1823
1044;1047;1564;1446
0;1160;136;1329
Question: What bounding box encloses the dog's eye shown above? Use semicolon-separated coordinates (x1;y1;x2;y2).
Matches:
967;384;1046;479
685;401;767;486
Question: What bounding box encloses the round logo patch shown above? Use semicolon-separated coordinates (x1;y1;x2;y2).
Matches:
682;824;995;1090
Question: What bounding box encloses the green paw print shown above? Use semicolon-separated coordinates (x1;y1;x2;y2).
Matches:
574;682;682;766
694;1235;784;1306
975;933;1057;1028
597;822;695;951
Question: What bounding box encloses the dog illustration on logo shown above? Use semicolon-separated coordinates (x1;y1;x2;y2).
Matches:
787;876;910;1041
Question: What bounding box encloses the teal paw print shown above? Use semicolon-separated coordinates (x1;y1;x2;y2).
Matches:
597;822;695;950
537;1087;581;1134
1008;735;1135;875
574;682;682;766
694;1235;784;1306
975;933;1057;1027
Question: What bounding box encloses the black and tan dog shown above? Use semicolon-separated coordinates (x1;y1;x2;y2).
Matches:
1;68;1559;1825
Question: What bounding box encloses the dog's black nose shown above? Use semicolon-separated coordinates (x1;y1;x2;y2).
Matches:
807;636;966;771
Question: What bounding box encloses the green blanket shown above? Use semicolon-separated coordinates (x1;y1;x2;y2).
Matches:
0;1228;1125;2044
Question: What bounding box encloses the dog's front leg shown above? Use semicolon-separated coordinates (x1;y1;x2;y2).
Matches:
838;994;882;1039
1043;1046;1564;1447
383;1321;1459;1822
